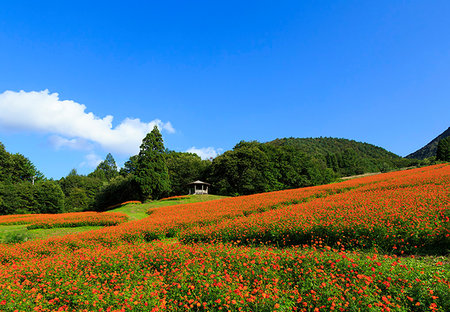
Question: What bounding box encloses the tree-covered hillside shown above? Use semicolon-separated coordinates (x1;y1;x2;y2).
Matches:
406;127;450;159
208;137;421;196
270;137;418;175
208;141;333;196
269;137;399;159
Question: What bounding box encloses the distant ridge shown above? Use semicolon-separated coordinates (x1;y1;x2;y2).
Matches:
267;137;400;159
406;127;450;159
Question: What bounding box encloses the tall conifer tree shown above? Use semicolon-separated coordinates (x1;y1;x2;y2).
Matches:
135;126;170;199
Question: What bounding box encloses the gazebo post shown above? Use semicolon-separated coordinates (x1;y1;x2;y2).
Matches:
187;180;211;195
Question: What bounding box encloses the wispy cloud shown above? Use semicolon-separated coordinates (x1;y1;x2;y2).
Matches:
48;135;93;151
0;90;175;155
186;146;221;159
79;153;103;168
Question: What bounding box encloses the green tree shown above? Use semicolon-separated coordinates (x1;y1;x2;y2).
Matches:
120;155;139;176
135;126;170;200
68;168;79;176
209;141;280;195
65;188;89;212
0;143;10;183
94;175;141;210
58;170;104;212
0;183;36;215
325;152;339;172
10;153;42;183
89;153;118;181
340;149;364;176
0;181;64;215
0;142;43;183
166;151;211;195
436;137;450;161
34;181;65;214
209;141;336;196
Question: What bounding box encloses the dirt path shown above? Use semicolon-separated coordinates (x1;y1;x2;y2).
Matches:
340;166;418;180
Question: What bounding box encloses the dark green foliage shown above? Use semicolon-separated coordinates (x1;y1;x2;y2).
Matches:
120;155;139;176
208;136;425;196
0;181;64;215
166;151;211;196
270;137;419;177
0;142;43;184
209;141;335;196
93;175;141;210
407;126;450;159
0;183;36;215
270;137;399;159
88;153;119;181
0;143;8;180
33;181;65;213
135;126;170;200
58;170;104;212
64;188;89;212
436;137;450;161
209;141;274;195
0;142;59;215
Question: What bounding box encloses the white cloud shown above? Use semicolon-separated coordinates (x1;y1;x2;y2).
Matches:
186;146;220;160
0;90;175;155
48;135;93;151
79;153;103;168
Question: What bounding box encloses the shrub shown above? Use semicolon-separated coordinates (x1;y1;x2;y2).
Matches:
94;175;142;211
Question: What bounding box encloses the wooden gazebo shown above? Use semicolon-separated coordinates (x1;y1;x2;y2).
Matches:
187;180;211;195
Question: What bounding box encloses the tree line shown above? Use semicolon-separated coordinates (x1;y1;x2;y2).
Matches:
0;142;63;215
0;127;208;214
1;129;446;215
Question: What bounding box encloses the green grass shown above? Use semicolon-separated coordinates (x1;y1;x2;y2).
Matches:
0;224;104;244
110;194;228;220
0;195;228;243
0;224;29;243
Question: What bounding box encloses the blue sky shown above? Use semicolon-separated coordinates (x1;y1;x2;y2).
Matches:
0;0;449;179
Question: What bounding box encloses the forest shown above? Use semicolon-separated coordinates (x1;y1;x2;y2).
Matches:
1;127;446;215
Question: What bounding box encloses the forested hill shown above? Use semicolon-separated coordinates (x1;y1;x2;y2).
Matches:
208;137;421;196
268;137;400;159
406;127;450;159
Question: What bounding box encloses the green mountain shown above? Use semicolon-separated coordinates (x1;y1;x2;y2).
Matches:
209;137;418;196
266;137;417;178
268;137;400;159
406;127;450;159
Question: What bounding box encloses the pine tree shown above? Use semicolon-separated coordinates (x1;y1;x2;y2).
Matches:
135;126;170;199
89;153;118;181
436;137;450;161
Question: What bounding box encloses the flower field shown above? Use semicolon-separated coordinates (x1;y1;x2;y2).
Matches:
0;211;128;229
181;165;450;255
0;242;448;312
0;164;448;311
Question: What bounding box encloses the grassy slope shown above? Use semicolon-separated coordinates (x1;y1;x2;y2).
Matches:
0;194;228;242
0;225;104;243
110;194;228;220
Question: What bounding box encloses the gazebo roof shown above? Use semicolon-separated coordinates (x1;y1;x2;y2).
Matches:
187;180;211;186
